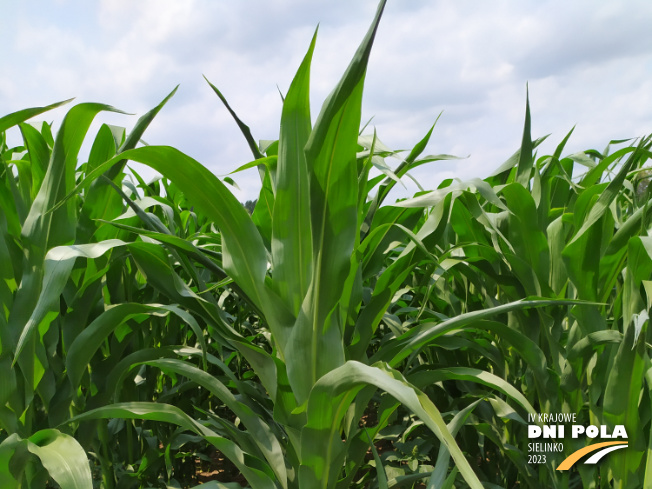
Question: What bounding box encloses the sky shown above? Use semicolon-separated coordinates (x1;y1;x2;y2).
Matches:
3;0;652;200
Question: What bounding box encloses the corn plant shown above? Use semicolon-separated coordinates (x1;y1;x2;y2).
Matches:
3;0;652;488
24;2;575;488
392;111;652;488
0;90;222;487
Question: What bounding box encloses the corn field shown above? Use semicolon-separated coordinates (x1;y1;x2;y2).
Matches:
1;1;652;488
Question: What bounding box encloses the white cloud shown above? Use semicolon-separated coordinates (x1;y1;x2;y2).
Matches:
2;0;651;200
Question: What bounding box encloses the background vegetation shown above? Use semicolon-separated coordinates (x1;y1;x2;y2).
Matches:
1;1;652;488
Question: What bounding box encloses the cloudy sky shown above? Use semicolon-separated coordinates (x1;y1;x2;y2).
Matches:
3;0;652;200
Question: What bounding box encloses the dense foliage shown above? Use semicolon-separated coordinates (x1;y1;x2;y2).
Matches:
2;1;652;488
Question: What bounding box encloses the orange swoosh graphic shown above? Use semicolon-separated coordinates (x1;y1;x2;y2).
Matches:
557;441;628;471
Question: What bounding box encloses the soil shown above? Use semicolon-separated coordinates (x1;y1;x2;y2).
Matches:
193;450;248;487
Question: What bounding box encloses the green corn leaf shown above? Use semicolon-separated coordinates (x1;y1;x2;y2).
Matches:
22;103;124;250
272;29;316;315
229;155;278;174
99;146;271;314
86;124;119;175
567;138;651;248
488;136;549;180
17;123;49;199
300;361;483;489
409;367;535;415
0;174;21;239
643;367;652;488
579;147;636;189
374;298;580;365
0;434;21;488
204;77;264;161
603;324;646;486
516;86;533;186
567;330;623;360
393;178;506;210
144;358;288;489
0;355;17;409
367;121;436;220
66;402;276;489
103;347;190;403
66;304;203;391
305;0;385;159
13;239;130;361
364;428;388;489
0;99;72;134
252;167;275;249
501;182;550;284
81;89;177;241
67;146;296;353
109;86;178;180
285;0;387;405
26;429;92;489
429;401;480;489
9;104;124;395
561;142;650;301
